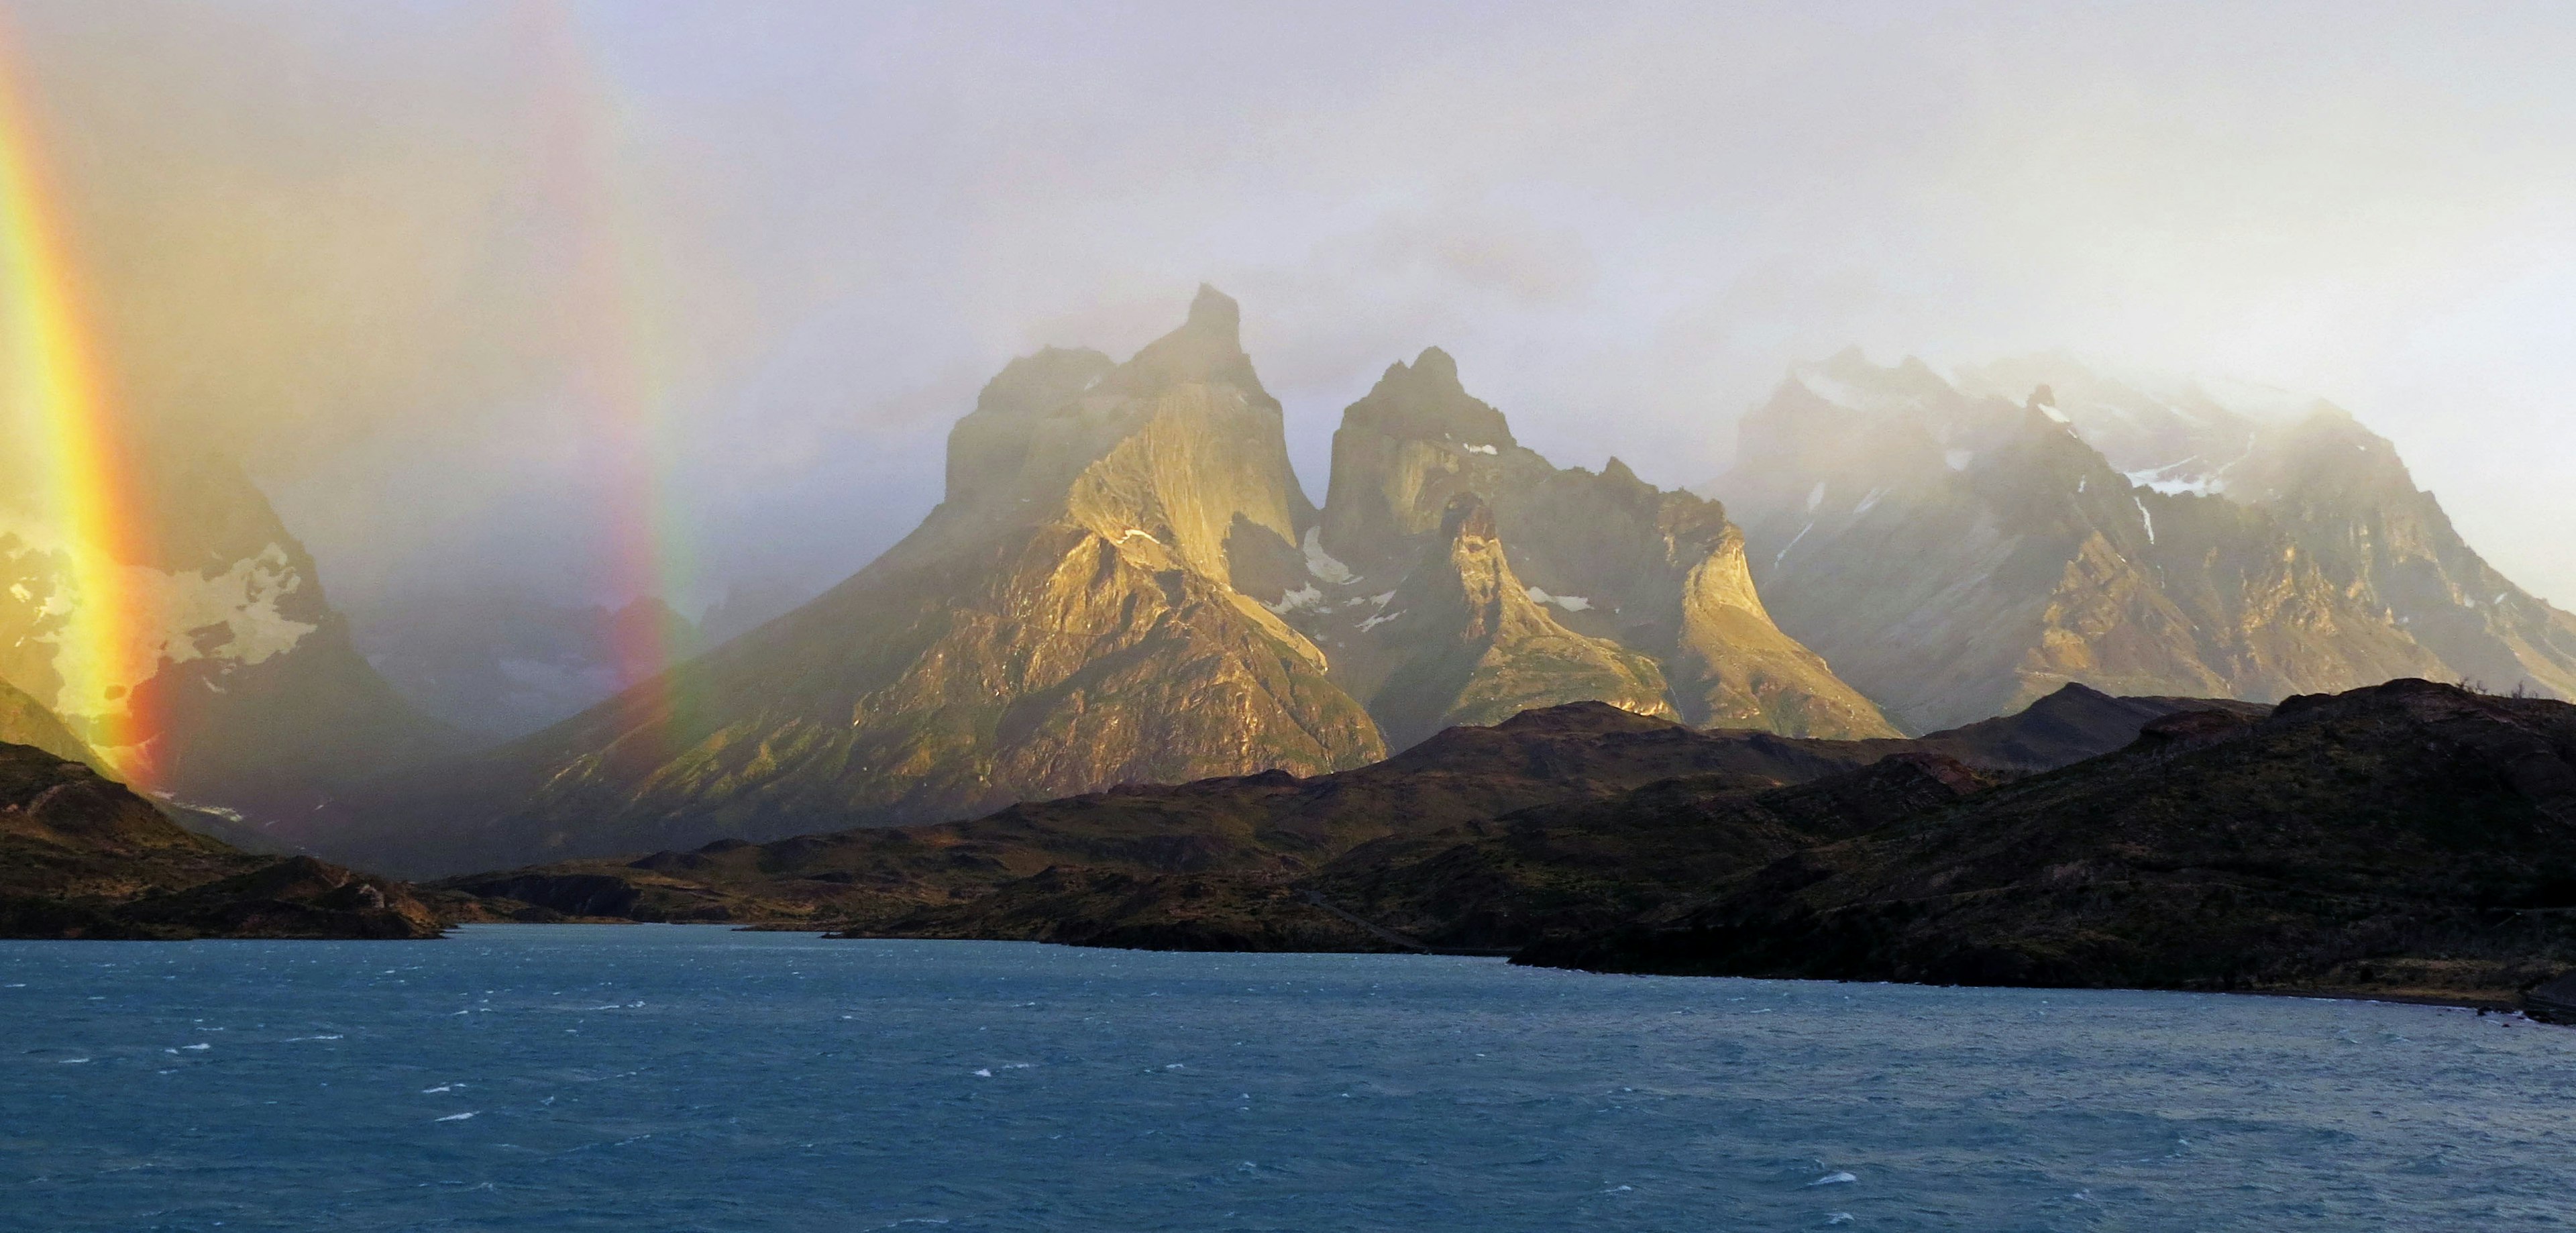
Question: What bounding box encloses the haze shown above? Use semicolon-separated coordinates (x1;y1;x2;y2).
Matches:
9;0;2573;620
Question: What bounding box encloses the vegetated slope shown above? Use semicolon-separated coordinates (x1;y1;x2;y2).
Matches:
0;451;460;826
1717;351;2498;733
358;287;1385;876
439;686;2235;930
0;741;441;939
1525;679;2576;1006
1301;348;1894;741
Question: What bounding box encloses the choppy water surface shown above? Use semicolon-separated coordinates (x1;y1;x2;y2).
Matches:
3;926;2569;1231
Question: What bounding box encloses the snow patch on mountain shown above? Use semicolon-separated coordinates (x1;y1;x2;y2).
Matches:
19;543;320;721
1301;528;1354;585
1265;584;1324;615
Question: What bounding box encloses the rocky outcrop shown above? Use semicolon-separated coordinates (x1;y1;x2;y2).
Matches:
1719;351;2459;733
0;740;440;939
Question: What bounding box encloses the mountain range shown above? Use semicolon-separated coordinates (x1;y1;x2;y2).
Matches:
1720;350;2576;733
342;288;1889;875
12;288;2572;903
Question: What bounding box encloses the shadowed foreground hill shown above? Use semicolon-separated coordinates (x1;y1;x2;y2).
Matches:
0;741;441;940
1523;679;2576;1007
439;684;2240;932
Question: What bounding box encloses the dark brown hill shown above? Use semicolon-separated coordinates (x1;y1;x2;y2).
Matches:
439;686;2245;928
0;741;442;939
1523;679;2576;1007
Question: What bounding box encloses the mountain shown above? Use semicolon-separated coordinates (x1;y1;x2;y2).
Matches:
1525;679;2576;1008
1299;349;1895;742
357;287;1386;874
344;290;1893;876
1709;350;2568;733
0;451;460;820
0;739;441;939
1955;354;2576;701
434;685;2239;928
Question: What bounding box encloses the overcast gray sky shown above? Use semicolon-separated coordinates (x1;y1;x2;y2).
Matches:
11;0;2575;610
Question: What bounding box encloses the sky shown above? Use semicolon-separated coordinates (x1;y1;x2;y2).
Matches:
8;0;2575;615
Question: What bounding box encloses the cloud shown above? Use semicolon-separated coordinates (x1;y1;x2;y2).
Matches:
5;0;2573;609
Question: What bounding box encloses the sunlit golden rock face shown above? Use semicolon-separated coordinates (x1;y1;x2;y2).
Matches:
1302;347;1896;741
1723;350;2576;735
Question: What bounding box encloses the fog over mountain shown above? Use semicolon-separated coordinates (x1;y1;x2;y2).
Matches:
6;0;2572;681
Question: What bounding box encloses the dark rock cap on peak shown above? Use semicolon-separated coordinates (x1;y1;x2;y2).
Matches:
1187;284;1241;339
1094;284;1273;408
1410;345;1460;385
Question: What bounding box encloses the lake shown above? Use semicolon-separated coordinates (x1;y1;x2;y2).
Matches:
3;925;2568;1230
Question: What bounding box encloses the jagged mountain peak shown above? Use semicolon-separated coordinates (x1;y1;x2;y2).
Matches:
1097;283;1271;407
1346;345;1517;450
1187;282;1240;333
1299;348;1894;742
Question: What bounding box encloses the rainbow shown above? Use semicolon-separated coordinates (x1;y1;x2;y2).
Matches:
0;33;160;782
524;2;697;739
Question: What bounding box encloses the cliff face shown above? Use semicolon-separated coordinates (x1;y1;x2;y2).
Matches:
1299;350;1894;741
0;451;458;820
1360;494;1675;749
1721;351;2459;733
368;288;1385;873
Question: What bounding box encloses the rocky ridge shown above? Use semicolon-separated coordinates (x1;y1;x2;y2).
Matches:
433;684;2231;930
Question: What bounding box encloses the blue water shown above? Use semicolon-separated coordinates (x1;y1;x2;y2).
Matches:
3;927;2569;1231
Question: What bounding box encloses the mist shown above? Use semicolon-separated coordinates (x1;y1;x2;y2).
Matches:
9;0;2573;617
